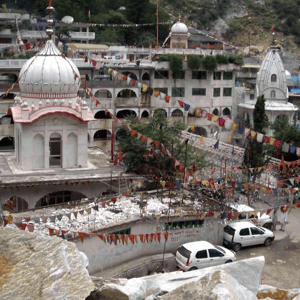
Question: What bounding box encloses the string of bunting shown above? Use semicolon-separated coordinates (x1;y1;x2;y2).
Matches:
80;55;299;158
4;204;300;242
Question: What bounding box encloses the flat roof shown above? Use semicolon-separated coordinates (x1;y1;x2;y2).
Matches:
67;43;109;51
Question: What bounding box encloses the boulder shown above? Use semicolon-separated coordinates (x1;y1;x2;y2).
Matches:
258;285;300;299
161;269;257;300
0;227;94;300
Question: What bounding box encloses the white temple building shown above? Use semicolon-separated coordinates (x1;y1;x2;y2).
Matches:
237;40;298;136
7;6;95;171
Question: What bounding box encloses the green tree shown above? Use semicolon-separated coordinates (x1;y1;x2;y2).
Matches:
202;55;217;72
266;116;300;161
243;95;269;174
187;55;202;70
117;111;209;179
169;54;183;78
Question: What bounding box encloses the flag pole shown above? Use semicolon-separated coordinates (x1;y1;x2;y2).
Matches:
156;0;159;48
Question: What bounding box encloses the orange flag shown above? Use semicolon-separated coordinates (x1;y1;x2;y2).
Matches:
150;233;156;242
27;224;34;232
129;234;135;244
131;130;137;137
157;232;161;243
97;234;106;243
190;125;195;132
280;155;285;165
145;234;149;243
141;135;147;142
121;235;126;245
163;232;169;241
78;232;85;243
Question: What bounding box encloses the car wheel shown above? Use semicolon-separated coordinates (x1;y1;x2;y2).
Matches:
188;267;198;271
225;260;232;263
264;238;271;247
233;243;241;252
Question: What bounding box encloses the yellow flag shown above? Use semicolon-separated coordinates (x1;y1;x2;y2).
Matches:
251;130;257;140
270;137;276;146
199;136;204;143
284;188;289;194
231;123;238;131
160;181;166;188
227;135;232;143
262;187;268;194
142;118;146;124
213;115;219;123
142;84;148;93
243;184;249;191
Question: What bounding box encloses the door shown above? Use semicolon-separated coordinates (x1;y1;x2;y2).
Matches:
238;228;252;247
49;133;61;167
208;248;225;267
250;227;265;245
195;249;210;269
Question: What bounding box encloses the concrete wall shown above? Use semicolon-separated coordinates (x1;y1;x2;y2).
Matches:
74;216;224;275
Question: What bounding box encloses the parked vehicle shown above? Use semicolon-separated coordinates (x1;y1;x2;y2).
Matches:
176;241;236;271
223;221;275;252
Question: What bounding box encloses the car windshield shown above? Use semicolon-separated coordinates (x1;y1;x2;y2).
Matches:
224;225;235;236
258;227;265;232
215;245;225;254
177;246;191;258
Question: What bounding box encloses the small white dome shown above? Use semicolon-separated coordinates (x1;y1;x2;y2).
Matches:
171;21;188;34
18;39;80;95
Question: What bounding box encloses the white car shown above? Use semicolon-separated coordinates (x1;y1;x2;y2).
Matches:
223;221;275;252
176;241;236;271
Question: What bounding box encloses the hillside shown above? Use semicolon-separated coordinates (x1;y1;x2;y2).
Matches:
2;0;300;68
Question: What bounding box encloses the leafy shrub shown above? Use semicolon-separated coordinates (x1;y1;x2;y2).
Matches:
202;55;217;71
215;54;228;64
187;55;202;69
169;54;183;78
228;54;244;65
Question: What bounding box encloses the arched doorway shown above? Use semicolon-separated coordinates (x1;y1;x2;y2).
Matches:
94;129;112;141
154;109;167;117
0;137;14;150
123;72;137;80
0;115;14;124
49;133;62;167
94;89;112;98
193;127;208;137
36;191;87;207
222;107;231;116
172;109;183;117
117;89;137;98
141;110;149;118
142;72;150;80
116;110;137;119
94;110;112;119
212;108;219;116
2;196;28;212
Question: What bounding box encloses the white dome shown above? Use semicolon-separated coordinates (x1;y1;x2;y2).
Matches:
171;21;188;34
19;39;80;94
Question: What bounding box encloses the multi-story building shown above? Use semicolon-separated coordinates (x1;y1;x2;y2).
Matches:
0;9;95;51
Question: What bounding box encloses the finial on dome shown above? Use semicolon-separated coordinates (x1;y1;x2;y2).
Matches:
178;13;181;22
46;4;55;40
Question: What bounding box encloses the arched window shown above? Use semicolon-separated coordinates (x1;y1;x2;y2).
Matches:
271;74;277;82
271;90;276;98
94;130;111;141
94;110;112;119
154;109;167;117
116;110;137;119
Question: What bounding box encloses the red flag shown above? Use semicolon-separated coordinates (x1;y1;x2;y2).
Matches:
61;230;69;235
4;220;8;227
145;234;149;243
271;27;275;33
121;235;126;245
114;154;118;166
111;197;117;203
97;234;106;243
163;232;169;241
193;161;197;172
96;100;100;106
280;155;284;165
157;232;161;243
139;234;145;243
150;233;155;242
78;232;85;243
49;228;54;236
48;0;52;7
